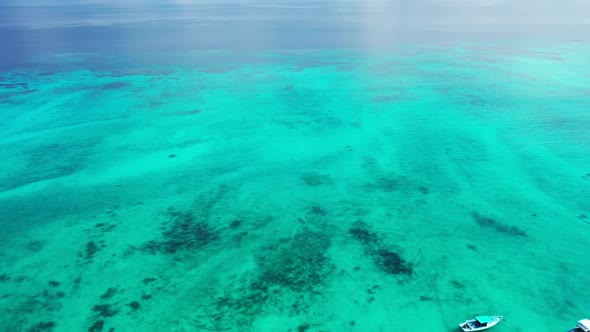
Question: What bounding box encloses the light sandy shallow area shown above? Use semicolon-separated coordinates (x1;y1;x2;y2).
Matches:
0;44;589;331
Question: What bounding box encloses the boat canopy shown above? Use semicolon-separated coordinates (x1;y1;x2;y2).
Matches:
578;319;590;332
475;316;494;324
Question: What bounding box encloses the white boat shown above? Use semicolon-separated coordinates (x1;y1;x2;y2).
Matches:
459;316;504;331
569;319;590;332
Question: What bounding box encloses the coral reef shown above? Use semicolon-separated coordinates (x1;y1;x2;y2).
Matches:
418;186;429;194
88;320;104;332
471;212;527;237
141;187;227;255
255;229;332;293
142;209;219;254
229;219;242;229
296;323;310;332
92;304;118;317
364;177;398;192
375;249;413;276
300;172;332;186
100;82;130;90
26;241;45;252
306;205;327;216
348;222;379;245
1;139;98;191
128;301;140;311
99;288;117;300
450;280;465;289
28;321;56;332
349;220;413;277
142;278;157;284
210;229;334;329
85;241;101;260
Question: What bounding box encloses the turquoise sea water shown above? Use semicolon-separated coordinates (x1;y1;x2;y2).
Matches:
1;2;590;331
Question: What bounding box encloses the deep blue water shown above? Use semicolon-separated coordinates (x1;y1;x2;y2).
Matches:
2;0;590;69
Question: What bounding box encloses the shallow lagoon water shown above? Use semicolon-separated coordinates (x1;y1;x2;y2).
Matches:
1;1;590;332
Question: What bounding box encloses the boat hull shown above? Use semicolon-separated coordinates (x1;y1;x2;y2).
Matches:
459;316;503;331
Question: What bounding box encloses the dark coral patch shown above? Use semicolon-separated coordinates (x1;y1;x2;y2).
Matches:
306;205;327;216
376;249;413;276
143;208;220;254
28;321;56;332
140;188;228;255
256;230;332;292
300;172;331;186
99;288;117;300
0;82;29;89
297;323;310;332
142;277;157;284
349;226;379;245
450;280;465;289
128;301;141;310
98;224;116;233
215;291;267;322
88;320;104;332
1;140;96;191
100;82;130;90
27;241;45;252
85;241;101;259
471;212;526;236
418;186;429;194
92;304;118;317
175;109;201;116
213;229;334;329
496;224;526;236
229;219;242;229
349;221;414;278
471;212;497;228
365;177;398;192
